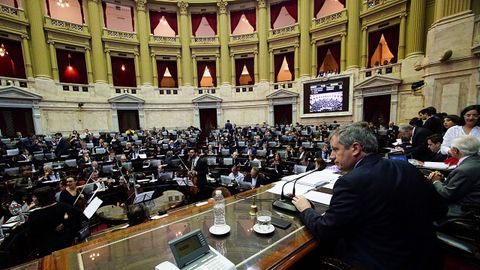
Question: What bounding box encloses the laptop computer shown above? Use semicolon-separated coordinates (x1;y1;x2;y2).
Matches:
387;153;408;161
165;229;235;270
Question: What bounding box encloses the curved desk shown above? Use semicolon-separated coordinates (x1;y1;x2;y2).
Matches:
12;185;328;270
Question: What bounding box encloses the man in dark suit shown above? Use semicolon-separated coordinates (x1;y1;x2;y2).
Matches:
188;148;209;201
240;167;268;189
54;133;70;158
398;124;433;161
292;123;446;270
419;107;443;135
428;135;480;216
425;134;447;162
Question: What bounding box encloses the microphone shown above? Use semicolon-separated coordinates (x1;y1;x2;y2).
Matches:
272;168;318;212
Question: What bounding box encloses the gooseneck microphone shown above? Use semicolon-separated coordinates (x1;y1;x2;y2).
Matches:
273;168;318;212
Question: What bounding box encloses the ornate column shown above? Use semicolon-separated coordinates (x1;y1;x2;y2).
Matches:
311;41;317;77
341;32;347;71
25;0;51;78
257;0;269;82
134;52;141;86
177;54;183;86
230;55;236;85
87;0;107;82
346;0;360;69
192;55;198;87
151;53;158;87
178;1;193;86
217;0;231;85
406;0;426;56
20;35;33;79
299;0;310;77
253;51;259;83
360;26;367;68
136;0;152;86
269;49;274;82
105;49;113;85
397;13;407;61
85;47;93;84
48;41;59;81
215;54;221;87
435;0;445;21
294;45;299;79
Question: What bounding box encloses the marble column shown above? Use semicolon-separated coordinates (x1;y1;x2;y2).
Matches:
48;41;59;81
257;0;269;82
406;0;426;56
87;0;107;82
397;13;407;61
20;35;33;79
360;26;367;68
85;47;93;84
217;0;231;85
151;54;158;87
105;50;113;85
299;0;311;77
25;0;51;78
134;53;141;86
341;33;347;71
346;0;360;69
311;42;317;77
135;0;152;86
178;1;193;86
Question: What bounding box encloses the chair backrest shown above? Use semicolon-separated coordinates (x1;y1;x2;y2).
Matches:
95;148;106;155
86;143;94;149
256;150;267;157
6;149;19;156
294;164;307;174
122;162;132;171
268;141;277;147
102;164;114;173
220;175;233;185
302;142;312;148
207;157;217;166
4;167;19;176
250;160;261;168
64;159;77;167
277;151;287;159
83;183;98;195
221;149;230;156
134;140;142;145
237;141;245;147
150;159;161;168
223;158;233;166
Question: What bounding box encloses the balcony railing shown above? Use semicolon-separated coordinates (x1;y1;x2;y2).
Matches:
58;82;91;92
157;87;180;95
312;9;346;27
270;81;294;91
230;32;258;43
103;29;137;42
0;77;29;88
191;36;219;46
359;62;401;81
45;17;89;35
150;35;180;46
0;3;20;18
113;86;139;95
269;23;298;39
233;85;254;93
195;87;217;95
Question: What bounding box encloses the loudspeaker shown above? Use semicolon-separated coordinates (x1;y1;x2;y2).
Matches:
411;80;425;91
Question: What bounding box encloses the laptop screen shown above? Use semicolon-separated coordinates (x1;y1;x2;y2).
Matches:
388;154;407;161
169;229;210;268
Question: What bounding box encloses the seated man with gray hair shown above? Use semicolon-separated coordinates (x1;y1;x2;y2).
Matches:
428;135;480;216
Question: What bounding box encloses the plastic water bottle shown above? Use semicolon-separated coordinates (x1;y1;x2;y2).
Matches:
213;190;226;226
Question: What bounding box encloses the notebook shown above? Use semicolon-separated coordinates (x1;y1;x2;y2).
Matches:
166;229;236;270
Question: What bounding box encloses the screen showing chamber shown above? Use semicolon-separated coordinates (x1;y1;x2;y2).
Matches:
303;77;350;114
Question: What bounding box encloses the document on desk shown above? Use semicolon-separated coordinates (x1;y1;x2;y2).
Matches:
268;181;333;205
422;162;456;170
303;192;332;206
281;170;340;187
83;197;103;219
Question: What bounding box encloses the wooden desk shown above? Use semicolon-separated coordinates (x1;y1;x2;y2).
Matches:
10;185;327;270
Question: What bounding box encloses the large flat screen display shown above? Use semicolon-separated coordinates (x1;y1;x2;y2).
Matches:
303;76;351;115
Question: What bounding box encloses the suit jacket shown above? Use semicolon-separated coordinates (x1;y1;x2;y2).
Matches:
428;152;448;162
300;154;446;270
408;127;433;161
423;116;443;135
193;156;209;186
54;138;70;157
242;173;269;188
433;154;480;206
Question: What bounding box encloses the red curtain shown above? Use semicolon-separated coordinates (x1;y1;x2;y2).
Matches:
330;42;341;71
150;11;178;35
191;14;203;36
14;0;18;8
0;38;26;79
274;53;284;82
244;9;256;31
204;13;217;35
230;10;243;33
78;0;85;24
157;60;178;87
368;30;383;68
197;61;216;87
45;0;51;17
246;58;254;84
270;2;283;28
314;0;325;16
208;61;216;86
383;24;399;64
285;52;294;80
235;58;244;85
130;6;135;31
111;56;136;87
102;1;107;27
284;0;298;22
197;61;207;86
56;49;87;84
317;42;341;73
317;45;329;72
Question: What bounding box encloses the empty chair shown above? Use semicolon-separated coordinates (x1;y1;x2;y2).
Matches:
223;158;233;166
221;149;230;156
64;159;77;168
6;148;19;156
250;160;261;168
256;150;267;157
293;164;307;174
95;148;106;155
207;157;218;166
86;142;94;149
4;167;20;176
102;164;114;174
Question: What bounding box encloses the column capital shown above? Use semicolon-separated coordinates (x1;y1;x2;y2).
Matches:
84;47;91;51
47;40;55;45
257;0;267;9
217;1;228;14
399;12;408;19
105;49;111;53
361;26;368;31
311;40;316;45
215;54;220;58
178;1;189;15
136;0;147;12
150;53;156;57
20;34;29;40
294;44;299;48
87;0;100;3
340;32;347;37
253;50;258;55
192;54;197;59
177;54;182;59
133;51;139;56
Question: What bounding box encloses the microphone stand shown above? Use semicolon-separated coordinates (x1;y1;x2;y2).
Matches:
272;168;318;212
73;170;95;206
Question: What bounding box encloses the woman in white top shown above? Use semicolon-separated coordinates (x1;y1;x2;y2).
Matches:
441;105;480;154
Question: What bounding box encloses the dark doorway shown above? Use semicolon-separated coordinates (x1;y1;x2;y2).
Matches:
363;95;391;126
0;107;34;137
274;104;292;125
199;108;217;144
117;110;140;132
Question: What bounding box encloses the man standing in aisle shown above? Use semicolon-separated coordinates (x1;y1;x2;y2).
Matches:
292;123;446;270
